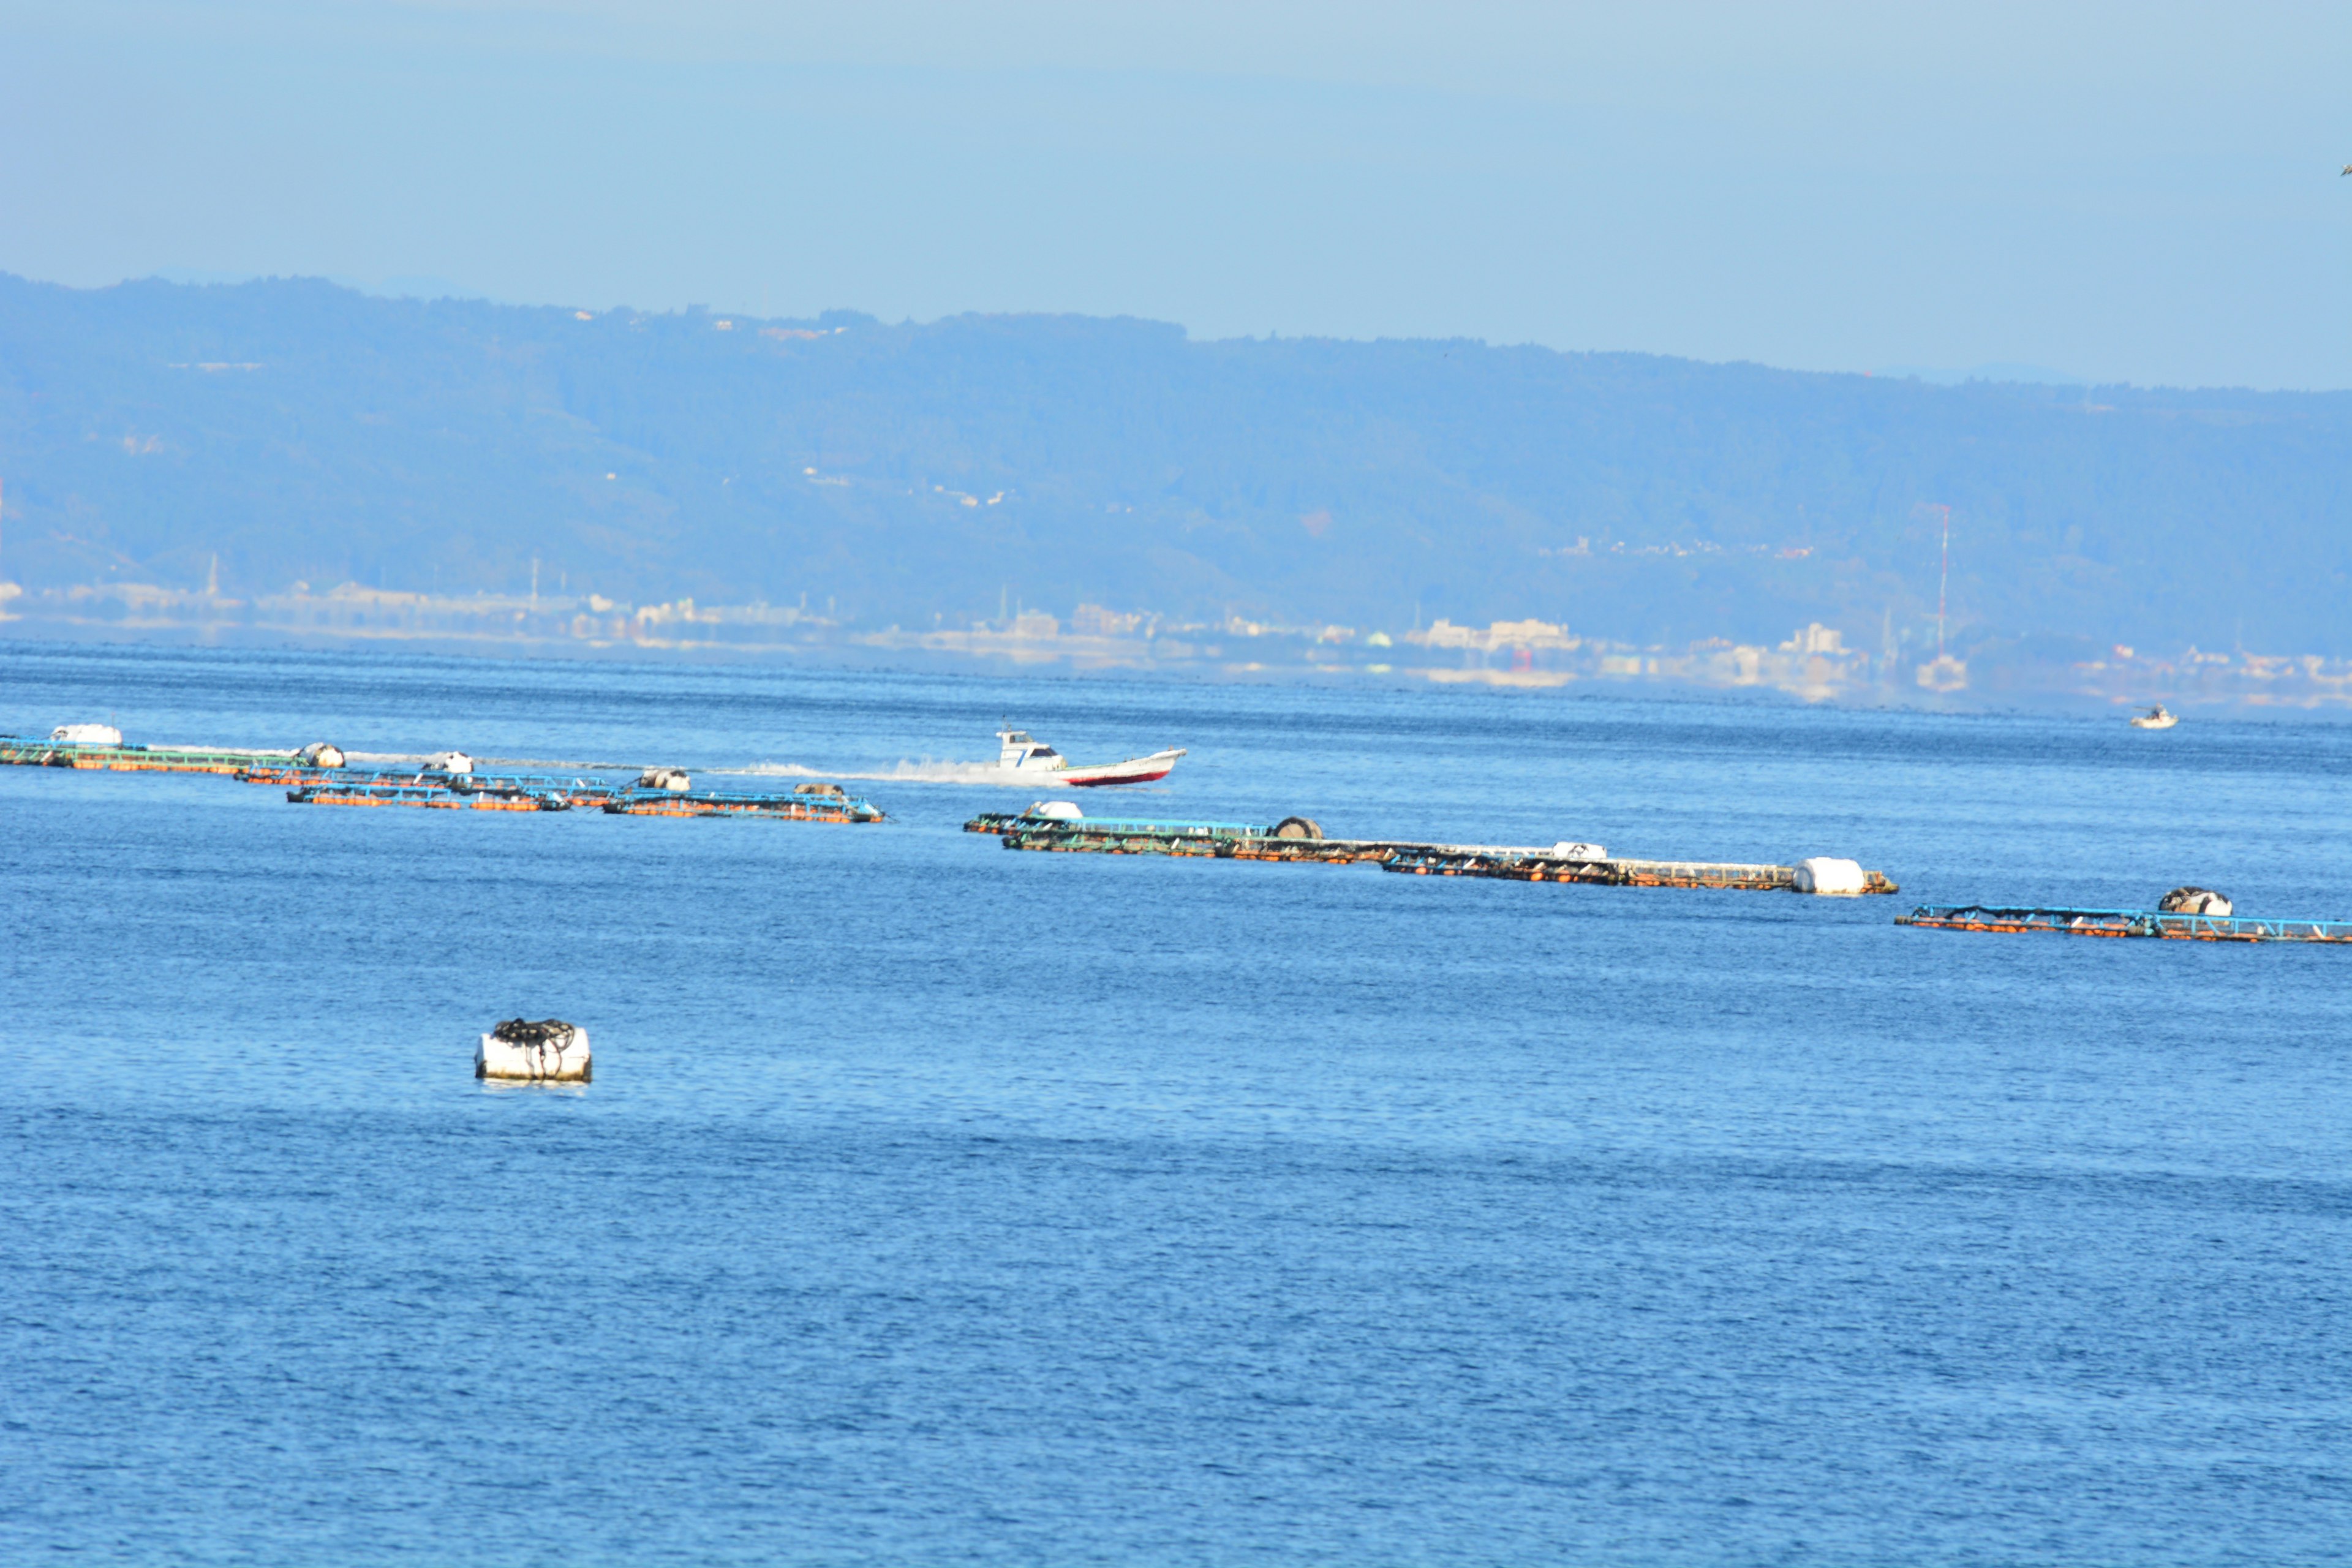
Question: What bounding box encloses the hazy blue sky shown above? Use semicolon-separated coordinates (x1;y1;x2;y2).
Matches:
2;1;2348;386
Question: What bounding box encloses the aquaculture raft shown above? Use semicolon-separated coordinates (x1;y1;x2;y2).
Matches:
240;764;624;807
288;777;570;811
603;783;884;822
6;729;871;822
1;737;297;775
966;813;1897;891
965;812;1349;856
236;761;345;786
1897;904;2352;943
1384;846;1898;893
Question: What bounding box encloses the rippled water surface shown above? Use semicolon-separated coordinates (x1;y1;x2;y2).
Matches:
4;642;2348;1565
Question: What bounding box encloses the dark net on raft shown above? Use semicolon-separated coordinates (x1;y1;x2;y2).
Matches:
491;1018;576;1047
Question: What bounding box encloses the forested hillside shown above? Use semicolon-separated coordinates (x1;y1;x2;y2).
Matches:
4;273;2348;654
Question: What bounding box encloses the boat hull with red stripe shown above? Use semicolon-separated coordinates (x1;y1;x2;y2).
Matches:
995;729;1183;788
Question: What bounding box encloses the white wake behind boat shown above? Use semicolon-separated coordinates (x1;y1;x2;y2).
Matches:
996;728;1184;786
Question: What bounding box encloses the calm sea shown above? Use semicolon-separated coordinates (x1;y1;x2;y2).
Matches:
3;641;2348;1566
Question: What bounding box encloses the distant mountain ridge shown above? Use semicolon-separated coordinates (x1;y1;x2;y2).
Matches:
2;271;2348;657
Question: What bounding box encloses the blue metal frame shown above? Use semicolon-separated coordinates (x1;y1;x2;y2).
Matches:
606;786;884;820
970;812;1270;839
287;780;568;809
1898;904;2352;942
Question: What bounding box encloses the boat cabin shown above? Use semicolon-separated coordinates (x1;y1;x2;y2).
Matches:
997;729;1065;770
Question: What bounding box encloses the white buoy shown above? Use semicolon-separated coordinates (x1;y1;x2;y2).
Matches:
476;1019;591;1082
50;723;123;745
1793;856;1869;895
1026;800;1084;820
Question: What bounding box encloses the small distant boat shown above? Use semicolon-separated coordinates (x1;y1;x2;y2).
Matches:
996;728;1183;787
2130;705;2178;730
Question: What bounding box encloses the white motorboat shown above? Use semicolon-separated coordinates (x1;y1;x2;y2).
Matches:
2130;705;2178;730
996;728;1183;787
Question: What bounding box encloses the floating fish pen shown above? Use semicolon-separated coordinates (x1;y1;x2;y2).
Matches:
9;726;873;822
967;809;1894;893
603;781;884;823
514;775;622;809
1897;904;2352;943
238;761;622;806
287;777;570;812
967;812;1328;856
1383;847;1899;894
236;762;340;786
971;809;1392;862
1;736;299;775
241;764;446;790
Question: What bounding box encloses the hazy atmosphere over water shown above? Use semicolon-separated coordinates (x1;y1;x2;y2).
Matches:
2;1;2350;387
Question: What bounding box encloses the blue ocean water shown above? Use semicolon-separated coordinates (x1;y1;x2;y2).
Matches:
2;640;2348;1566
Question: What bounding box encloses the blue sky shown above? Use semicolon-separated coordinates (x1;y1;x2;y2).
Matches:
2;1;2347;386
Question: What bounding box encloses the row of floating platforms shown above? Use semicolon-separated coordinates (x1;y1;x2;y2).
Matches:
283;771;590;812
1898;904;2352;943
277;770;883;820
603;782;881;821
0;734;301;775
19;725;2346;944
971;806;2337;937
3;727;884;823
964;807;1899;894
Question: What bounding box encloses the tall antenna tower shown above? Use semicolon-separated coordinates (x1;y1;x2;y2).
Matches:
1913;503;1954;657
1935;505;1951;658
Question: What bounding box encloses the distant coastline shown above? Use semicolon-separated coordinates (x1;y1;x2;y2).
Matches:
7;579;2344;713
8;276;2352;684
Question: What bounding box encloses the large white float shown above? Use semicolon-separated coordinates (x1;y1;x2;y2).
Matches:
2157;885;2232;916
476;1019;592;1082
1793;856;1870;895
